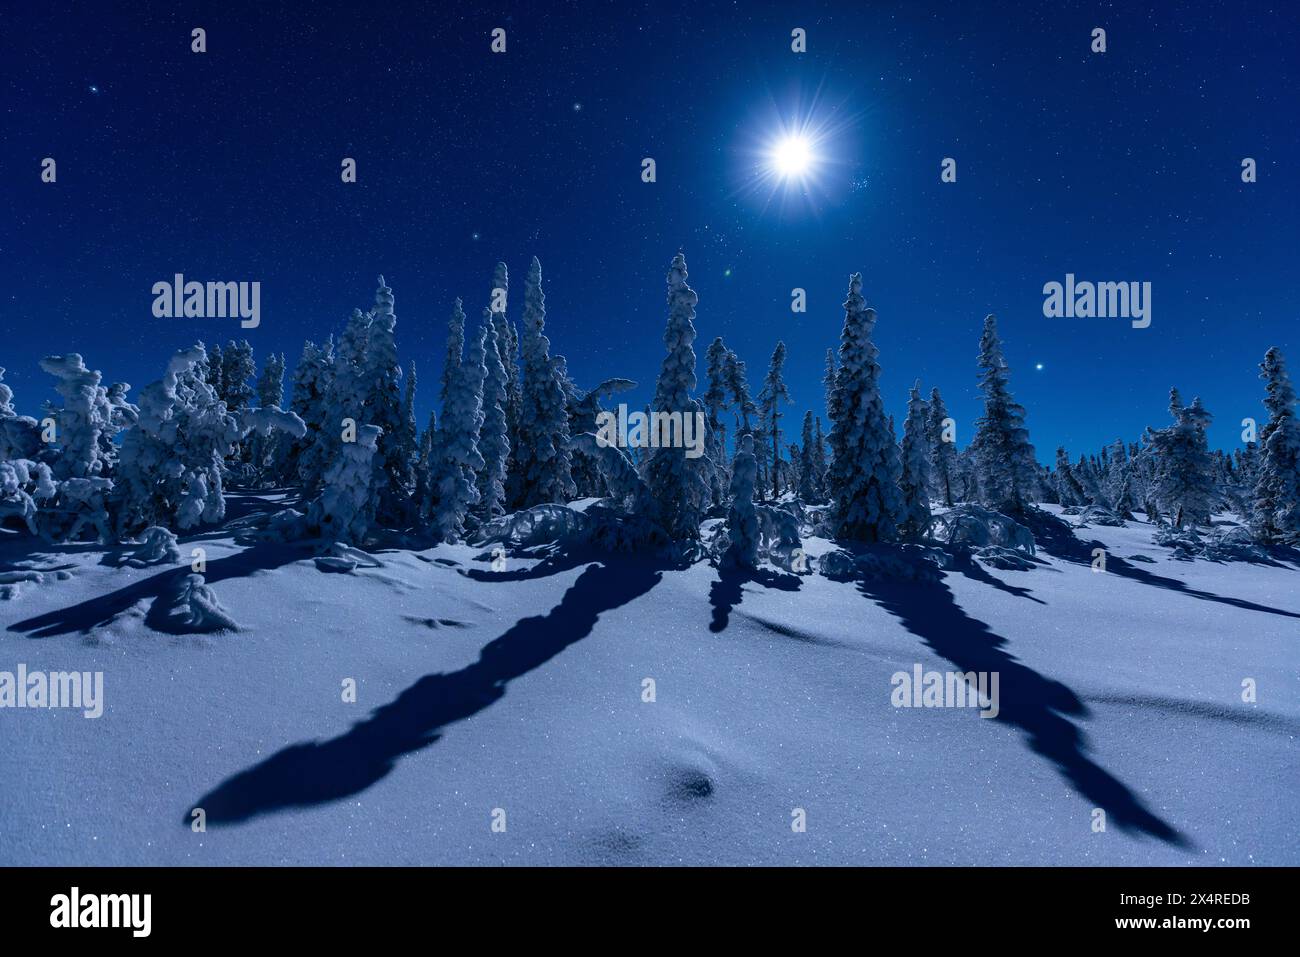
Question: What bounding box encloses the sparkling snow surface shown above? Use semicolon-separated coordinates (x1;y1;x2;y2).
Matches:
1;500;1296;865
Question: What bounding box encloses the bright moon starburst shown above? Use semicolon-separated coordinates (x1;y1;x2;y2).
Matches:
770;135;814;178
733;89;860;215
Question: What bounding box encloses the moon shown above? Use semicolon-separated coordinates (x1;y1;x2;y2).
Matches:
770;135;814;178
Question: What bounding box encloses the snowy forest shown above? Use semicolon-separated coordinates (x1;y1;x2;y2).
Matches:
3;252;1298;866
2;253;1297;581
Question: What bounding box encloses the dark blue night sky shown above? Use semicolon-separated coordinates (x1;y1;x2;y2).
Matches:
4;1;1296;460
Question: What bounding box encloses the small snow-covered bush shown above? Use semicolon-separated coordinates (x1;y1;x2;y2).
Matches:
931;504;1035;555
0;460;56;535
1203;526;1268;561
54;477;115;543
817;544;945;582
472;503;590;548
1077;505;1126;527
818;548;858;581
1155;524;1268;562
1154;524;1204;560
177;573;239;632
755;503;805;572
128;526;181;566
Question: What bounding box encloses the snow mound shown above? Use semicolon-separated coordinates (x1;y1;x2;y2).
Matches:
931;504;1035;555
818;544;946;582
312;542;383;573
128;526;181;567
1076;505;1127;527
1155;524;1269;562
472;503;590;548
975;545;1036;570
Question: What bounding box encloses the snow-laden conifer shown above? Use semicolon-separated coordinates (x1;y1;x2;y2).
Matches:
723;433;760;569
1251;347;1300;542
898;381;932;541
512;257;574;507
971;315;1038;513
645;253;712;540
825;273;903;541
429;300;484;541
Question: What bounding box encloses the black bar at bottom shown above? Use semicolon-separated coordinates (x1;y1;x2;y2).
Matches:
0;866;1279;942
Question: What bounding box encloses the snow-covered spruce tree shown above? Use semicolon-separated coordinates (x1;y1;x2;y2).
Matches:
1053;447;1086;506
276;338;334;490
723;351;758;496
1149;391;1216;529
204;342;224;398
414;410;436;519
898;381;932;541
1103;439;1129;504
429;299;485;542
219;339;255;412
511;256;575;508
823;348;837;417
397;360;419;494
362;276;408;523
703;335;732;503
723;433;760;569
476;317;511;519
309;424;383;544
0;371;48;525
316;308;373;493
248;351;285;480
1251;347;1300;542
812;415;827;495
1112;467;1138;520
825;273;903;542
758;341;792;500
257;352;285;415
99;381;138;474
971;314;1038;514
38;354;114;479
797;411;820;502
1235;441;1259;493
925;387;957;507
36;355;120;541
1075;453;1111;507
114;345;243;536
484;263;521;478
786;440;801;496
645;252;713;541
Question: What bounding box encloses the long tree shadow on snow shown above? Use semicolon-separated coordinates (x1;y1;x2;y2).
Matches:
1027;511;1300;621
857;567;1189;847
188;558;664;826
709;564;801;633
